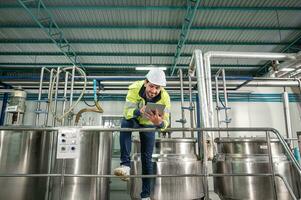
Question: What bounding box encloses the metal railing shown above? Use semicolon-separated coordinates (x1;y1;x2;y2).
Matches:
0;126;300;200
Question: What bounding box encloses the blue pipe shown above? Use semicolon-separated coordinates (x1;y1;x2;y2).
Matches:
93;79;97;101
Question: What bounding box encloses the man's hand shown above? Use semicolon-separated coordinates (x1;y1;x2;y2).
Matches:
144;109;164;126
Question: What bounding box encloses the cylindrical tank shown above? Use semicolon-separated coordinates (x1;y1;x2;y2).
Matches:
212;137;301;200
0;128;53;200
130;138;204;200
49;130;112;200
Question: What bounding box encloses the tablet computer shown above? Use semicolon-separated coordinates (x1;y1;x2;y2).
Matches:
145;103;165;116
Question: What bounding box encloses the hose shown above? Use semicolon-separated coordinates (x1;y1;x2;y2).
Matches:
49;66;87;122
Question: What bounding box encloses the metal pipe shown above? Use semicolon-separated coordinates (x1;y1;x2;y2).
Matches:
188;74;194;138
45;69;55;126
61;72;69;125
266;131;278;200
194;51;210;200
222;69;230;137
204;51;297;60
203;50;298;139
36;67;45;126
3;79;301;88
0;172;295;199
179;69;186;138
283;90;293;139
215;74;221;137
53;67;61;127
68;65;76;125
0;172;278;178
276;174;298;200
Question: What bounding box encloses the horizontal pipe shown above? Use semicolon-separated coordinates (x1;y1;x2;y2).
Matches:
0;126;280;132
1;79;300;87
204;51;297;60
0;173;282;178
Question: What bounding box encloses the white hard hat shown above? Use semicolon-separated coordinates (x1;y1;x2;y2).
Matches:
145;68;166;86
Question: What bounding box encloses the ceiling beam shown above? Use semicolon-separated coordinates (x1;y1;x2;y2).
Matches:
2;25;301;31
0;63;261;69
171;0;201;76
0;52;192;57
1;5;301;11
0;39;295;46
17;0;84;68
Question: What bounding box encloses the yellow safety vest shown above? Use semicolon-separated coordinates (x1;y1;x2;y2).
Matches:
123;80;171;130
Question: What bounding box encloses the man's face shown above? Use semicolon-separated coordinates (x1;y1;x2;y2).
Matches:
144;81;161;99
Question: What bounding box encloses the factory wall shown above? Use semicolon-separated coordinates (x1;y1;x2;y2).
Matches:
2;86;296;140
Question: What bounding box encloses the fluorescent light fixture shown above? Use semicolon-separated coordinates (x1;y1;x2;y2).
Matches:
279;68;294;72
135;66;167;71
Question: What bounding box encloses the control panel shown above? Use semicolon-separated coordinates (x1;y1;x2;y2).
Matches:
56;128;80;159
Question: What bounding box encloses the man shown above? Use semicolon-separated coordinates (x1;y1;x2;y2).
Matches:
114;68;171;200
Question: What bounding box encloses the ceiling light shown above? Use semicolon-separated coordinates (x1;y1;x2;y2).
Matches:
279;68;294;72
135;66;167;71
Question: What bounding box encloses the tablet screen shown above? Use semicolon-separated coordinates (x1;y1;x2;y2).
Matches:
145;103;165;116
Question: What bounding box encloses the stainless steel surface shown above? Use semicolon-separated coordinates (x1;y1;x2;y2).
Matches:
283;91;293;139
130;138;204;200
193;51;210;197
179;69;186;137
188;74;194;138
0;129;53;200
297;132;301;159
50;130;112;200
213;137;301;200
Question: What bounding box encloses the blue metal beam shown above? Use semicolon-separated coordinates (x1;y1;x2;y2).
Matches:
1;5;301;11
171;0;200;76
0;39;296;46
0;63;261;69
17;0;84;69
2;25;301;31
0;51;192;57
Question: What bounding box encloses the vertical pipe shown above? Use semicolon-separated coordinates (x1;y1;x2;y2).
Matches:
188;74;194;138
68;66;76;125
215;75;220;138
266;131;278;200
283;89;292;139
45;69;55;126
222;69;230;137
53;67;61;126
194;50;209;199
36;67;45;126
179;69;186;138
196;94;201;156
61;72;69;126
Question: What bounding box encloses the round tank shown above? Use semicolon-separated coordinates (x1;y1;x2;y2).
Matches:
130;138;204;200
0;128;53;200
212;137;300;200
49;130;112;200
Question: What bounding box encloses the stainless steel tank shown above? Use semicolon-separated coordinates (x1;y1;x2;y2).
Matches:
49;130;112;200
0;128;53;200
130;138;204;200
213;137;301;200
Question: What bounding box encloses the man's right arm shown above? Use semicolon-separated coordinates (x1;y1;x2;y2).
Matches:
123;89;140;119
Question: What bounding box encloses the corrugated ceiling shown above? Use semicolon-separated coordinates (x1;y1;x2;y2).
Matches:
0;0;300;77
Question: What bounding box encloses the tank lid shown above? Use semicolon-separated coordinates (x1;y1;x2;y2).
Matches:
214;137;280;143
